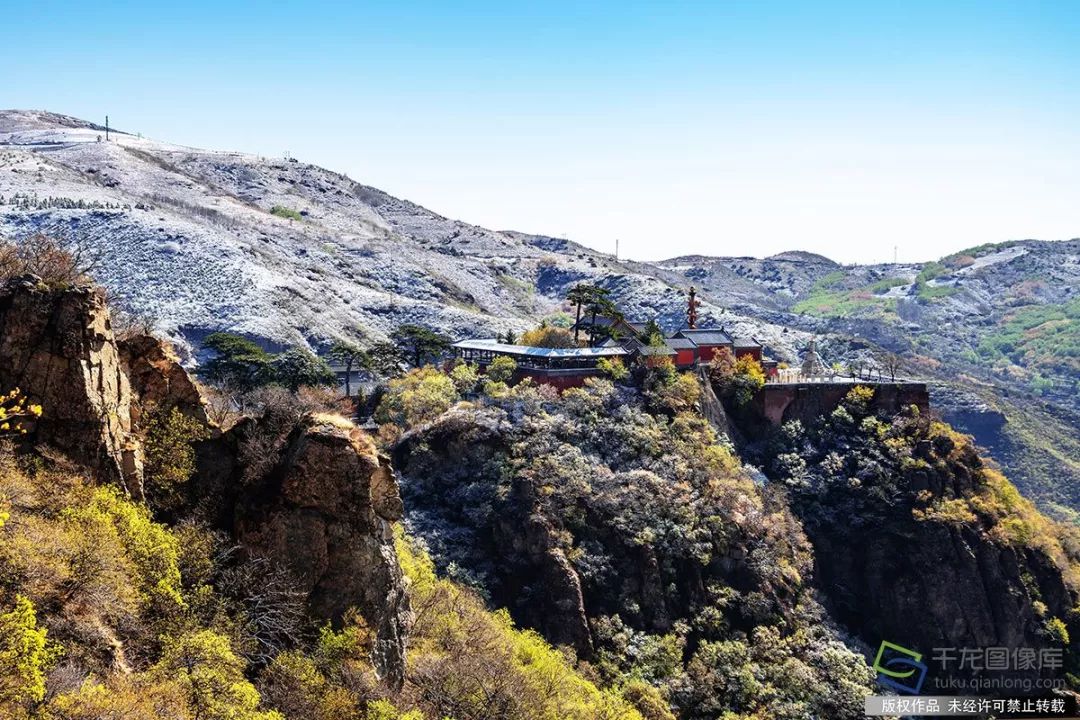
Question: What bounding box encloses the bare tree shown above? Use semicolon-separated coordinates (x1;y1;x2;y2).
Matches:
215;550;308;667
0;232;103;284
879;352;903;381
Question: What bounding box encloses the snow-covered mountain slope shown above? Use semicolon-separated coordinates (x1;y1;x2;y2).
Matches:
3;110;1078;515
0;110;804;359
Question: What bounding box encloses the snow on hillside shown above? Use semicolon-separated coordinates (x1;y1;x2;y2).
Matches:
0;110;809;362
0;111;572;355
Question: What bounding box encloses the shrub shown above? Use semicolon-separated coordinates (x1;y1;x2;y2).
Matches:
730;356;765;406
520;325;577;348
709;353;765;406
1046;617;1070;645
62;485;186;612
152;630;282;720
0;595;58;711
272;348;337;391
375;368;459;429
0;234;93;286
486;355;518;384
598;356;629;381
260;651;360;720
645;363;700;414
270;205;303;221
449;362;480;394
841;385;876;417
0;388;42;436
706;348;737;384
144;406;210;514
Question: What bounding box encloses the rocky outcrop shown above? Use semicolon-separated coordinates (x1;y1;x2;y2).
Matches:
395;405;594;654
771;406;1080;689
119;333;210;428
809;512;1074;679
0;277;411;686
202;413;411;688
0;275;142;495
491;486;593;654
394;403;812;659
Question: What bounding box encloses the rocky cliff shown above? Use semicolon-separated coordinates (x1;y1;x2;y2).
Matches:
760;390;1080;689
0;278;411;687
229;415;411;687
0;275;142;494
391;385;879;718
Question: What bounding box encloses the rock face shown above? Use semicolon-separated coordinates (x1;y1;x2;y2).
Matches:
0;275;142;495
119;333;210;428
810;511;1073;677
207;414;411;688
0;277;411;687
394;406;593;654
768;404;1080;690
393;402;813;659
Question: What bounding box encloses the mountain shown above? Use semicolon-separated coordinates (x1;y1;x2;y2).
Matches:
2;276;1076;719
1;111;1079;719
1;109;1077;515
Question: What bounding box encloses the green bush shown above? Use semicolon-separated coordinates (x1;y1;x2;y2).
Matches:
486;355;518;384
375;367;459;429
270;205;303;221
0;595;58;712
144;406;210;513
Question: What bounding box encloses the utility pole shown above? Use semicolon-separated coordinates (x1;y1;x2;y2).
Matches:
615;238;619;261
105;115;109;142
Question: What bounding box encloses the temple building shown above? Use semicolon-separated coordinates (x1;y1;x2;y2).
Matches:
450;287;778;389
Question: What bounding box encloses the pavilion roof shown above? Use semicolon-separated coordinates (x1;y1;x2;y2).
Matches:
452;339;628;358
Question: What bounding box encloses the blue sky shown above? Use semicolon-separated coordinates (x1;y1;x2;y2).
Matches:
5;1;1080;263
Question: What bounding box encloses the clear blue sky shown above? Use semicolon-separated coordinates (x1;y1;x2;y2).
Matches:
6;1;1080;264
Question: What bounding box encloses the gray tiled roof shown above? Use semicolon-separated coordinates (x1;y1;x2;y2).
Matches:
673;328;734;346
666;337;697;350
453;339;627;357
639;343;676;356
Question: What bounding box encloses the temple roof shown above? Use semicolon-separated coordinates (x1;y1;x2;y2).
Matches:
666;337;697;350
672;328;734;346
639;343;677;356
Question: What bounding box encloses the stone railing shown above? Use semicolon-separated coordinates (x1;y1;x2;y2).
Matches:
769;368;905;384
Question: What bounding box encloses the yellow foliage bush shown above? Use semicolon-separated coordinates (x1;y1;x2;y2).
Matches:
375;368;459;429
0;595;58;713
519;325;577;349
152;630;282;720
394;527;645;720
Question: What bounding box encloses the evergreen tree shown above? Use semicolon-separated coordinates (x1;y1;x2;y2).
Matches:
566;284;595;343
329;340;367;397
391;324;452;368
271;348;336;391
201;332;274;391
